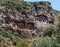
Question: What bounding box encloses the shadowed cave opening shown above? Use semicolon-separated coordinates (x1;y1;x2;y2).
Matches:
17;21;34;30
35;15;48;23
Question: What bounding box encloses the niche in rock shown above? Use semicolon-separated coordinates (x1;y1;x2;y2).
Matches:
25;23;34;30
4;17;11;24
18;21;34;30
35;15;48;22
18;21;25;29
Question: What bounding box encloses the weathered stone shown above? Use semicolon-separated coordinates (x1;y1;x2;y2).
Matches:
0;2;56;38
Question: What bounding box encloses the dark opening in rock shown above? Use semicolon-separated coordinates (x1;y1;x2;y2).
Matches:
4;17;11;24
18;21;25;29
25;23;34;30
35;15;48;22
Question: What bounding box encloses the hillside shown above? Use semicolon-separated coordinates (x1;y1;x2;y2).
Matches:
0;0;60;47
0;1;56;38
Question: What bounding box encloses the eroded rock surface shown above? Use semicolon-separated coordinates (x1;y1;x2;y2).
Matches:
0;2;56;39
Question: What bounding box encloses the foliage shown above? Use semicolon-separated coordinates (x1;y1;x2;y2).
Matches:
16;39;30;47
0;28;20;46
55;15;60;44
0;0;60;47
0;0;51;12
39;1;51;5
43;24;58;37
30;36;58;47
30;14;60;47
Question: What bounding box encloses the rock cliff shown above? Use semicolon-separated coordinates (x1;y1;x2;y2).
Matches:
0;1;56;39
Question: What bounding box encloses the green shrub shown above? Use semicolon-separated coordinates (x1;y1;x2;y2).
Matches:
16;39;30;47
30;36;58;47
0;28;20;46
55;15;60;43
43;24;57;37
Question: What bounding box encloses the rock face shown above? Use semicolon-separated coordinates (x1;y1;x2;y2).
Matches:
0;2;56;39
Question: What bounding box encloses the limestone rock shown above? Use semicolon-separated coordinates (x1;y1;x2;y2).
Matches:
0;2;56;38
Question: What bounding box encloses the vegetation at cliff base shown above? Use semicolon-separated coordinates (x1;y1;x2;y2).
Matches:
30;15;60;47
0;0;60;47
